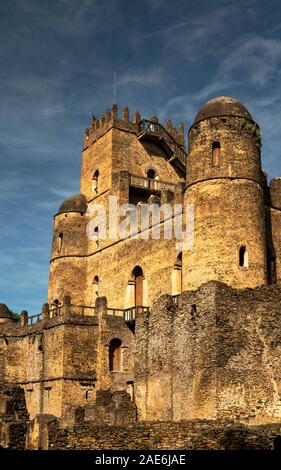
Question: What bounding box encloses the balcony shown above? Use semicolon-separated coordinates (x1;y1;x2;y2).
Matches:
123;305;150;324
130;174;176;193
137;119;187;175
27;304;150;325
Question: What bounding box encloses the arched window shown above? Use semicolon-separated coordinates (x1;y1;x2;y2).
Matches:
93;275;99;298
92;169;99;194
212;141;221;167
146;169;159;189
147;168;156;179
132;266;144;306
239;246;248;268
172;252;182;295
109;338;122;371
58;233;63;253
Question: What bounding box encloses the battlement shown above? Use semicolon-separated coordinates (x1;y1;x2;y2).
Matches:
82;103;186;151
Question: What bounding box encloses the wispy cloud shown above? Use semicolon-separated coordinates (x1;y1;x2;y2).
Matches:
118;67;163;86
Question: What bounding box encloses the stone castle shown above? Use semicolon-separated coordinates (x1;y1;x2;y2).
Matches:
1;96;281;450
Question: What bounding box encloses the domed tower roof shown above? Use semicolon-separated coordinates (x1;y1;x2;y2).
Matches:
57;194;87;214
0;303;13;320
193;96;253;124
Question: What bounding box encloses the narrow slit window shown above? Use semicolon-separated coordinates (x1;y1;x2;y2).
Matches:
93;275;99;297
92;169;99;194
58;233;63;253
212;141;221;167
239;246;248;268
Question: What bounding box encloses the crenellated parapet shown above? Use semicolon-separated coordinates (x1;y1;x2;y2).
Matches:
83;104;142;150
82;104;186;151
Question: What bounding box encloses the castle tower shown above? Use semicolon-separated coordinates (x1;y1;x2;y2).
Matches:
183;96;267;290
48;104;185;309
48;195;88;306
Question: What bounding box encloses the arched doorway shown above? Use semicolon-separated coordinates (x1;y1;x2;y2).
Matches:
109;338;122;371
132;266;144;306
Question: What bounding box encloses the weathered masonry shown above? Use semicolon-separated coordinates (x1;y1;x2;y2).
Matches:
1;96;281;449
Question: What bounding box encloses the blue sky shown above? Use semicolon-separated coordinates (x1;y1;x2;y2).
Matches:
1;0;281;314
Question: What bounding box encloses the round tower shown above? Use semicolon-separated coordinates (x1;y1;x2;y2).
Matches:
48;194;89;306
0;304;16;324
183;96;267;290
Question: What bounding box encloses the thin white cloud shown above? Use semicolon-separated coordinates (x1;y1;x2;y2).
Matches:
117;68;163;87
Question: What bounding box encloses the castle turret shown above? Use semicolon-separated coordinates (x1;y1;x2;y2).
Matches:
0;304;16;324
183;96;267;289
48;194;89;306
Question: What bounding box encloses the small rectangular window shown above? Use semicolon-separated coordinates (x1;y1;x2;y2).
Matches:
212;141;220;167
239;246;248;268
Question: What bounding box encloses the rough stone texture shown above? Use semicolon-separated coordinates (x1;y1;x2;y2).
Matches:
44;419;281;450
135;282;281;424
78;390;137;425
183;179;267;289
0;382;29;449
0;305;135;427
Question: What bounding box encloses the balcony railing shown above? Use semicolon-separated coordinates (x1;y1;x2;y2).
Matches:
137;119;187;166
107;307;126;316
28;313;42;325
130;174;176;192
27;304;150;325
49;306;62;318
123;305;150;323
70;305;96;316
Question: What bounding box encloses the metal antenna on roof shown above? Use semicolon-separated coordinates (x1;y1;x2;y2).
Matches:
113;72;117;102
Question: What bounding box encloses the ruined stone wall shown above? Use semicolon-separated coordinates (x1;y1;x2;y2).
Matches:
0;314;103;425
0;382;29;449
96;309;135;392
45;417;281;450
134;282;281;424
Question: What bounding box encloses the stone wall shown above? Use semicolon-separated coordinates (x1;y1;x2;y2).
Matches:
0;382;28;449
0;300;136;427
134;281;281;424
0;313;100;424
44;418;281;450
